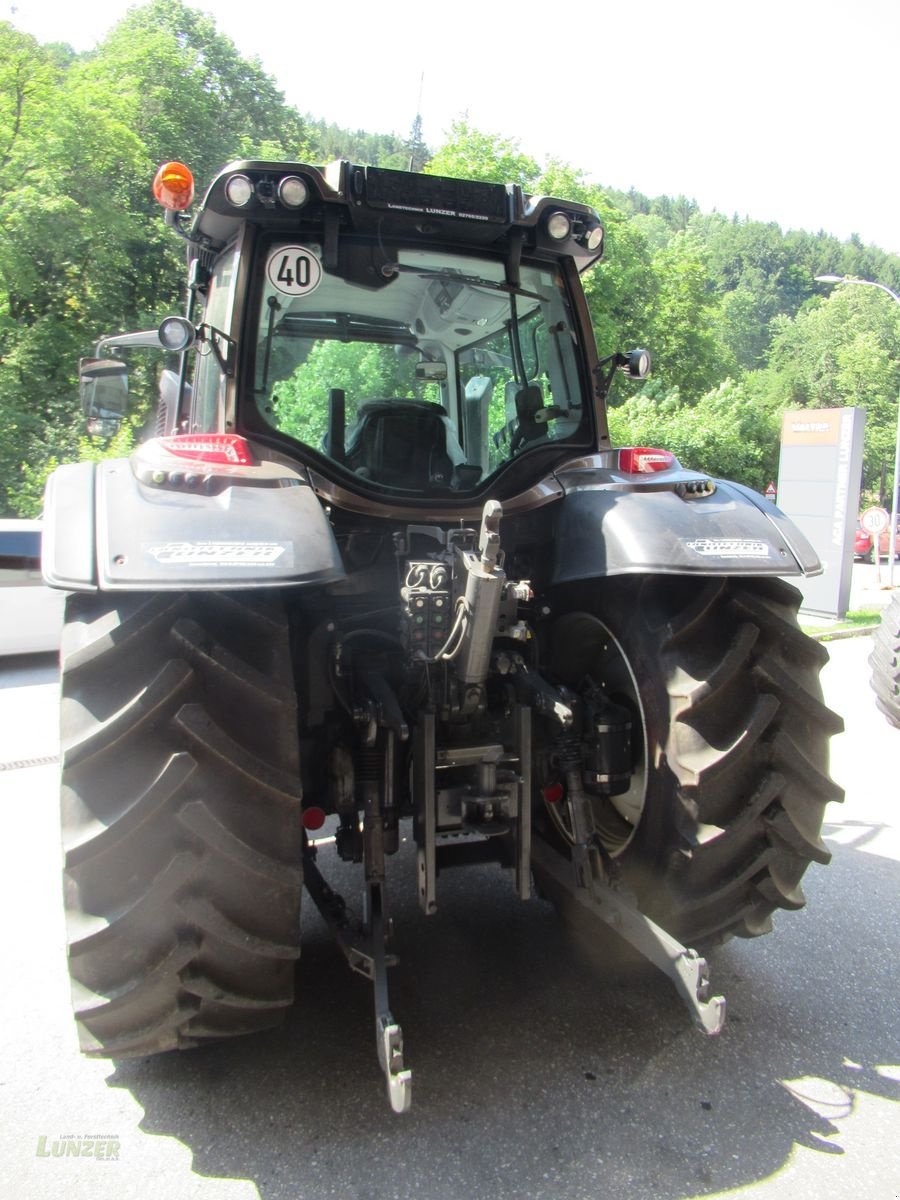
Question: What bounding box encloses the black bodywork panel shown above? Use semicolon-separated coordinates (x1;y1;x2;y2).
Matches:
550;477;820;582
42;458;346;591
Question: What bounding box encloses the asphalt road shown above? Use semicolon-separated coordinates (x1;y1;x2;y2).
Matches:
0;630;898;1200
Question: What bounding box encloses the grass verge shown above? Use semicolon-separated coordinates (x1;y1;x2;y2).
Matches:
800;608;882;639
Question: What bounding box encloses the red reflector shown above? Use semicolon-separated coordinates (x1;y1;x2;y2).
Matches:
158;434;254;465
618;447;675;473
542;782;565;805
302;807;327;831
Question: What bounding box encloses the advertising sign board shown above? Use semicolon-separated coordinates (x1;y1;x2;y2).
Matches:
776;407;866;618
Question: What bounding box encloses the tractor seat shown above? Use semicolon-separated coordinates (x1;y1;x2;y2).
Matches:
344;400;469;489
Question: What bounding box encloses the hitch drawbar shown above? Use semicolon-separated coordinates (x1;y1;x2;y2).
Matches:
303;853;412;1113
306;834;724;1114
531;838;726;1037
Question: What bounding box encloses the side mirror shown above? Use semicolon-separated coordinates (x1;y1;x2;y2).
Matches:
80;358;128;437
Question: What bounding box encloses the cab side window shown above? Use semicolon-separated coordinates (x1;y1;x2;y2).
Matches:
192;245;238;431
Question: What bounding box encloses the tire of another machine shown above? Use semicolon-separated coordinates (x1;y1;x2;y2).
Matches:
869;590;900;728
59;590;304;1057
534;575;844;949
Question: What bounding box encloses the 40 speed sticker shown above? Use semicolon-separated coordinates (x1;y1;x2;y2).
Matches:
145;541;292;567
266;245;322;297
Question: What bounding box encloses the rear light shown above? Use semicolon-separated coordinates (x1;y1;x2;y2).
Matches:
617;447;675;474
152;162;195;212
157;434;254;465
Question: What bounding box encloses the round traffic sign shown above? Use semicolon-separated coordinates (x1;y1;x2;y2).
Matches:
266;245;322;297
860;506;890;535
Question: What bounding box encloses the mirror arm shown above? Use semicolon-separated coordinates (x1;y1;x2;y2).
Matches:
174;293;197;433
164;208;195;244
593;354;622;402
198;325;235;377
94;329;160;355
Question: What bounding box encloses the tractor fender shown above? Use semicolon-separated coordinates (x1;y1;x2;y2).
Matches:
550;478;821;584
42;456;346;592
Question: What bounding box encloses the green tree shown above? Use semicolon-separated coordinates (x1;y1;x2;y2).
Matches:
304;119;412;167
404;112;428;173
10;419;139;517
5;5;900;521
766;286;900;499
0;1;318;513
645;232;730;398
424;120;539;188
608;374;783;492
0;23;149;511
537;160;657;360
272;341;438;447
80;0;313;176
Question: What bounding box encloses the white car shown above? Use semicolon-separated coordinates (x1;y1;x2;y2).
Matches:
0;519;65;655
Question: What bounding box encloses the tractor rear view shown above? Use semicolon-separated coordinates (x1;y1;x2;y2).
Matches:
43;159;843;1111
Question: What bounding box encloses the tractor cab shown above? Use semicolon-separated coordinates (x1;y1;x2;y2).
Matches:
149;159;632;507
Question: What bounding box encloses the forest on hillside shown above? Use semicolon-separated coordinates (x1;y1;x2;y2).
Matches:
2;0;899;515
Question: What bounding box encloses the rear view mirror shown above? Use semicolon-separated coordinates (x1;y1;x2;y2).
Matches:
80;358;129;437
416;361;448;381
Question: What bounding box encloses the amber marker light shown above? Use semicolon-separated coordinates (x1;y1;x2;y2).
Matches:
152;161;195;212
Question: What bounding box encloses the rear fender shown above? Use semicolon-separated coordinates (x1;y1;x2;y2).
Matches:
550;478;821;584
42;454;345;592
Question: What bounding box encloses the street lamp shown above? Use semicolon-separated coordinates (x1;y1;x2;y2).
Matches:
815;274;900;587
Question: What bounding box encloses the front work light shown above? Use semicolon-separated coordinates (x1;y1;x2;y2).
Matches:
152;162;195;212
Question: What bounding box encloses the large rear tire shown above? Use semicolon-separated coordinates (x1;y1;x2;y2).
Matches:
869;590;900;728
60;590;303;1057
535;575;843;947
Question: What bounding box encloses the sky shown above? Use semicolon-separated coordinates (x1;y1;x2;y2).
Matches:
7;0;900;254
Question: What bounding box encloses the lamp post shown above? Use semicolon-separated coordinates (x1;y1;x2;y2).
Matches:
815;274;900;588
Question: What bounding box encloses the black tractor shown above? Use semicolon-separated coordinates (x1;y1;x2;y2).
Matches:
44;159;842;1111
